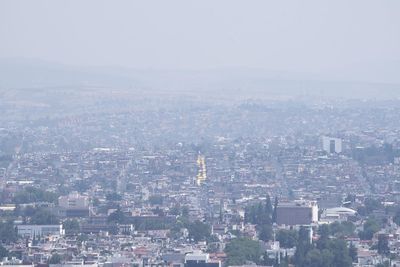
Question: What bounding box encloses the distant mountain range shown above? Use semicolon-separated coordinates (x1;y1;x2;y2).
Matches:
1;58;399;100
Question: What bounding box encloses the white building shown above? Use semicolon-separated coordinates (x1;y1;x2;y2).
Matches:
320;207;357;223
58;192;89;209
322;136;342;153
17;225;64;238
185;252;209;263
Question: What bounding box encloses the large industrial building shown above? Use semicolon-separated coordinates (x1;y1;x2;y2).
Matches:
276;201;318;226
322;136;342;154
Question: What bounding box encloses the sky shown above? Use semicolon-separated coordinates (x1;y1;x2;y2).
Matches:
1;0;399;82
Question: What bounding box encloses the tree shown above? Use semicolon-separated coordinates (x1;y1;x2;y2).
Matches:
344;194;356;204
219;208;223;223
349;242;358;263
361;198;383;215
280;253;289;267
322;221;355;238
13;187;58;204
244;201;272;226
30;209;59;225
181;206;189;218
262;251;275;266
62;219;80;234
272;196;278;223
49;253;61;264
108;209;126;224
187;220;211;242
376;261;390;267
294;227;311;267
258;224;273;242
329;239;352;267
316;224;330;250
265;194;273;216
92;197;100;207
304;249;324;267
377;235;390;256
276;229;298;248
393;208;400;226
0;221;17;244
320;249;334;267
77;234;88;247
225;238;262;266
149;195;164;205
0;245;8;258
170;203;181;216
106;193;122;201
293;225;354;267
359;218;380;240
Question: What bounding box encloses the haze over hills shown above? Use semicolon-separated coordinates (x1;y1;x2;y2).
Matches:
1;58;400;101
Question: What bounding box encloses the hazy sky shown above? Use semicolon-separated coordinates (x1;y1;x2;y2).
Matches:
1;0;399;82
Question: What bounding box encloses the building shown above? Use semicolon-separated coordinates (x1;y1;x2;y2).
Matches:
58;192;89;209
276;201;318;226
184;252;220;267
322;136;342;153
58;192;90;217
320;207;357;223
16;224;64;238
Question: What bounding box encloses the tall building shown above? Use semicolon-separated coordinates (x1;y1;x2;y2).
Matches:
196;154;207;186
276;201;318;226
58;192;90;217
322;136;342;153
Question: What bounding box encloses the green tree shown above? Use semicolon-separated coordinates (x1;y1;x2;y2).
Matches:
293;227;311;267
304;249;324;267
376;261;390;267
358;198;383;216
62;219;80;234
349;242;358;263
181;206;189;218
377;235;390;256
187;220;211;242
393;207;400;226
320;249;334;267
0;221;17;244
149;195;164;205
170;203;181;216
107;209;126;224
276;229;298;248
272;196;278;223
13;187;58;204
244;201;272;226
265;194;273;216
106;193;122;201
329;239;352;267
293;225;354;267
258;224;273;242
359;218;380;240
49;253;62;264
76;234;88;247
0;245;8;258
30;209;59;225
225;238;262;266
316;224;330;250
337;221;355;237
92;197;100;207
